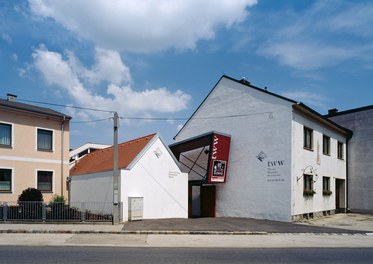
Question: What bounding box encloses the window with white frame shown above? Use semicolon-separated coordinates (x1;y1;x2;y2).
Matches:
37;128;53;151
337;141;344;159
37;171;53;192
0;168;12;192
303;126;313;150
0;123;12;148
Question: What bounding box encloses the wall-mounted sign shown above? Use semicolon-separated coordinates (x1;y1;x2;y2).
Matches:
208;133;231;183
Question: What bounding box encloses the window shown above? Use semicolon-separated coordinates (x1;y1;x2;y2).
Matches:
323;176;332;195
0;169;12;192
323;135;330;155
37;129;53;151
37;171;53;192
303;174;314;196
303;127;313;150
0;123;11;147
337;141;344;159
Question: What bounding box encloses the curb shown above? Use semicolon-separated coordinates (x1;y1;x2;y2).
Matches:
0;229;268;235
0;229;370;236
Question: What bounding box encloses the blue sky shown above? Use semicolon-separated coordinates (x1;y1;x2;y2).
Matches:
1;0;372;149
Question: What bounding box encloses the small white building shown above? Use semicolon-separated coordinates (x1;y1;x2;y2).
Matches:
171;75;352;222
69;142;111;168
69;133;188;221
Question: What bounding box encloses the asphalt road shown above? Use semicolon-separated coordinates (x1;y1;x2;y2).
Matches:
1;246;373;264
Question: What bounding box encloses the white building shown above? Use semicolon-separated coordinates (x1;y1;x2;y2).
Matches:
69;142;110;168
69;133;188;221
171;75;352;222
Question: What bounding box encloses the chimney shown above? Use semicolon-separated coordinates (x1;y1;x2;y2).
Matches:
328;108;338;116
240;78;251;85
7;93;17;102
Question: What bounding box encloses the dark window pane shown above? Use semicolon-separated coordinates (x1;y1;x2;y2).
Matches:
37;171;53;191
37;129;52;151
0;123;11;147
0;169;11;191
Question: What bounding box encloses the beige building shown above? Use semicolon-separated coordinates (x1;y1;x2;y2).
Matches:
0;94;71;201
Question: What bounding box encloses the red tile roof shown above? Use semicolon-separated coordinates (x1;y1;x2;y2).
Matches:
70;133;157;176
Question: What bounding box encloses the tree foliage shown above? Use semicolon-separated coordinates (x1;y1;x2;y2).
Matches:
18;188;44;203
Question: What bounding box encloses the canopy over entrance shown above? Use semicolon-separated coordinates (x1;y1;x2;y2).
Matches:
170;131;231;184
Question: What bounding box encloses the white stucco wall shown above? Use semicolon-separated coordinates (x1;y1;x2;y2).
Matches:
175;77;293;222
291;112;347;216
121;138;188;220
69;170;113;214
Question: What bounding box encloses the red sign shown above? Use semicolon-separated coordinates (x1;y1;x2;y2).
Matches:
208;133;231;183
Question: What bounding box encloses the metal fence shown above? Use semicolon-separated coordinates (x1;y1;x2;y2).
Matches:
0;201;113;222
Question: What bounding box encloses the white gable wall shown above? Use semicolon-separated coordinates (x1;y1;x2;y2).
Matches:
291;111;347;216
121;137;188;220
176;77;294;221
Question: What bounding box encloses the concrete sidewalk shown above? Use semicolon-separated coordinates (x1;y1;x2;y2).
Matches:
1;214;373;248
0;213;372;235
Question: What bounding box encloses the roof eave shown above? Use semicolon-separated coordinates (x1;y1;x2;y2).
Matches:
293;103;353;138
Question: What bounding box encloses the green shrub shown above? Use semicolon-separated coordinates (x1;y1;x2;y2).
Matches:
49;194;66;204
18;188;44;202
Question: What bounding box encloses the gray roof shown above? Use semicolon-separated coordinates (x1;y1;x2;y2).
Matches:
0;98;71;120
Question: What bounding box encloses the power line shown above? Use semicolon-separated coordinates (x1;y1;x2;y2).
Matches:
2;95;272;123
70;117;113;124
13;97;114;113
119;112;273;121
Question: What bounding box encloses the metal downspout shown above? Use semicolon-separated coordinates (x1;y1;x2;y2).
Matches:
61;116;66;197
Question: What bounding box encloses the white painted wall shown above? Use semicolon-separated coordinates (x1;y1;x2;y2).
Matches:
69;170;113;214
176;77;294;221
291;111;347;216
121;138;188;220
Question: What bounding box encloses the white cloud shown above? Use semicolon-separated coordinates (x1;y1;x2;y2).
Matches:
32;45;191;117
177;124;184;132
1;33;12;44
257;0;373;71
66;48;131;85
28;0;257;53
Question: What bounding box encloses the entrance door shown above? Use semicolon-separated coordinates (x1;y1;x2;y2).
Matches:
335;179;346;212
201;185;216;217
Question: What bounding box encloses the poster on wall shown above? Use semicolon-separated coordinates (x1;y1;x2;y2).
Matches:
208;133;231;183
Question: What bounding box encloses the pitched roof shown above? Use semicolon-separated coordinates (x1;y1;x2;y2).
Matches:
324;104;373;118
174;75;296;139
70;133;157;176
174;75;352;139
0;98;71;120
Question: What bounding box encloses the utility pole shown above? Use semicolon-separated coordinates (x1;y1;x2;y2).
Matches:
113;112;120;224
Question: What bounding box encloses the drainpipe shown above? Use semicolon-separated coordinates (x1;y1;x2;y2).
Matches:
61;116;66;198
346;137;349;213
